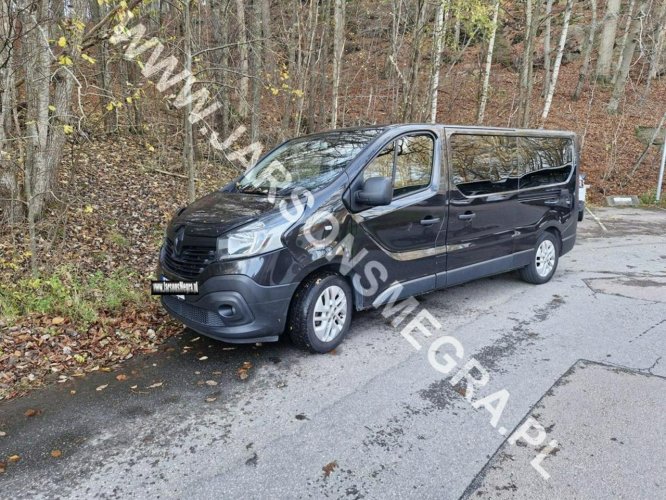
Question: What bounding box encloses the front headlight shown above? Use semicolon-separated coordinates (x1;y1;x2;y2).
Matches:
216;215;294;260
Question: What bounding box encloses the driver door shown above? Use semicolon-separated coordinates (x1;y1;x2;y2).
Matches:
351;132;448;306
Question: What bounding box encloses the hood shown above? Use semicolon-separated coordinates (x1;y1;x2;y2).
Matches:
170;191;277;237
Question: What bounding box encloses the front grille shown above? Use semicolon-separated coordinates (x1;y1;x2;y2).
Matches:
161;236;216;281
163;295;225;327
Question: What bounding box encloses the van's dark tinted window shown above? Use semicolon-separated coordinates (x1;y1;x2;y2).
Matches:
450;134;573;196
363;134;434;197
237;128;384;195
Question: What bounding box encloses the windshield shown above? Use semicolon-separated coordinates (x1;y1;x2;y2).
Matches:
236;128;384;195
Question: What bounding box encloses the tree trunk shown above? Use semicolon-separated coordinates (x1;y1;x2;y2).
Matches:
573;0;598;100
477;0;500;124
250;0;263;142
260;0;273;76
453;17;461;50
389;0;404;119
607;2;647;113
90;0;116;133
331;0;345;127
402;0;428;122
429;0;449;124
542;0;554;97
0;1;22;223
647;0;666;93
210;0;230;138
596;0;621;81
182;0;195;202
235;0;249;119
541;0;574;126
610;0;635;86
518;0;539;127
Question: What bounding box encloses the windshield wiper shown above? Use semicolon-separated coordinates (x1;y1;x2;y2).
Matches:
237;184;270;195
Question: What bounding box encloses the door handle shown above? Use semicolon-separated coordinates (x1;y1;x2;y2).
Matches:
458;212;476;220
420;217;441;226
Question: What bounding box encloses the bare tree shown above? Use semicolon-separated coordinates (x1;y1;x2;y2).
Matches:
331;0;345;127
182;0;195;202
611;0;636;86
250;0;263;141
235;0;249;119
402;0;429;121
607;2;647;113
541;0;574;126
596;0;621;82
517;0;539;127
647;0;666;93
573;0;598;100
477;0;500;124
542;0;554;97
429;0;449;123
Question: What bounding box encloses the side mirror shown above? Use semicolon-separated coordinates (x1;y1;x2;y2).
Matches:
355;176;392;206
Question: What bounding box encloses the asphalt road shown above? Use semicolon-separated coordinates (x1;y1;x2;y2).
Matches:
1;206;665;499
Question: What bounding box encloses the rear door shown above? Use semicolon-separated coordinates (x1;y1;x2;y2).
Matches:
443;132;518;286
512;136;577;256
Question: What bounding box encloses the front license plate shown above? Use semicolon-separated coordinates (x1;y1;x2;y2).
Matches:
151;278;198;299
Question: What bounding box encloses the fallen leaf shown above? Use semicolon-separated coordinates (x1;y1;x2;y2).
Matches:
130;385;138;389
8;455;20;463
205;380;218;386
147;382;163;389
205;396;217;402
322;460;338;477
237;361;253;380
198;356;208;361
115;374;128;381
24;408;39;417
0;462;5;473
70;390;76;395
51;317;65;325
51;450;62;458
96;384;108;391
0;431;6;437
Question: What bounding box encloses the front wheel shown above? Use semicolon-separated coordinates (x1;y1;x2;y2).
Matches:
519;232;560;284
288;273;353;353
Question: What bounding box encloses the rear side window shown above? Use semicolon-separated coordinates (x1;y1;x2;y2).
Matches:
363;134;434;198
450;134;573;196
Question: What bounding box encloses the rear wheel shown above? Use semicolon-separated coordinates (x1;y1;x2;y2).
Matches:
519;232;560;284
288;273;352;353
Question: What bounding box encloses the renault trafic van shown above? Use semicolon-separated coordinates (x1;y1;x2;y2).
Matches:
157;124;579;352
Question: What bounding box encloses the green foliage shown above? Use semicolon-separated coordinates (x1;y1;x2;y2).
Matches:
451;0;495;39
109;231;130;248
0;266;143;325
639;191;666;207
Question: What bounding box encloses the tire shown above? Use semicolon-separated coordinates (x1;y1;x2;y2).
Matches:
288;273;353;353
519;232;560;284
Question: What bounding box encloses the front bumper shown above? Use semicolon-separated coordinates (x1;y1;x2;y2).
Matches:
159;272;298;343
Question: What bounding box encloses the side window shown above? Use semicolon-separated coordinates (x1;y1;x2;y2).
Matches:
362;134;434;198
514;137;573;189
394;135;434;197
450;134;573;196
450;134;514;196
363;142;394;182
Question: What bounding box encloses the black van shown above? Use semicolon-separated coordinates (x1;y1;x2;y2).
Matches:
157;124;579;352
